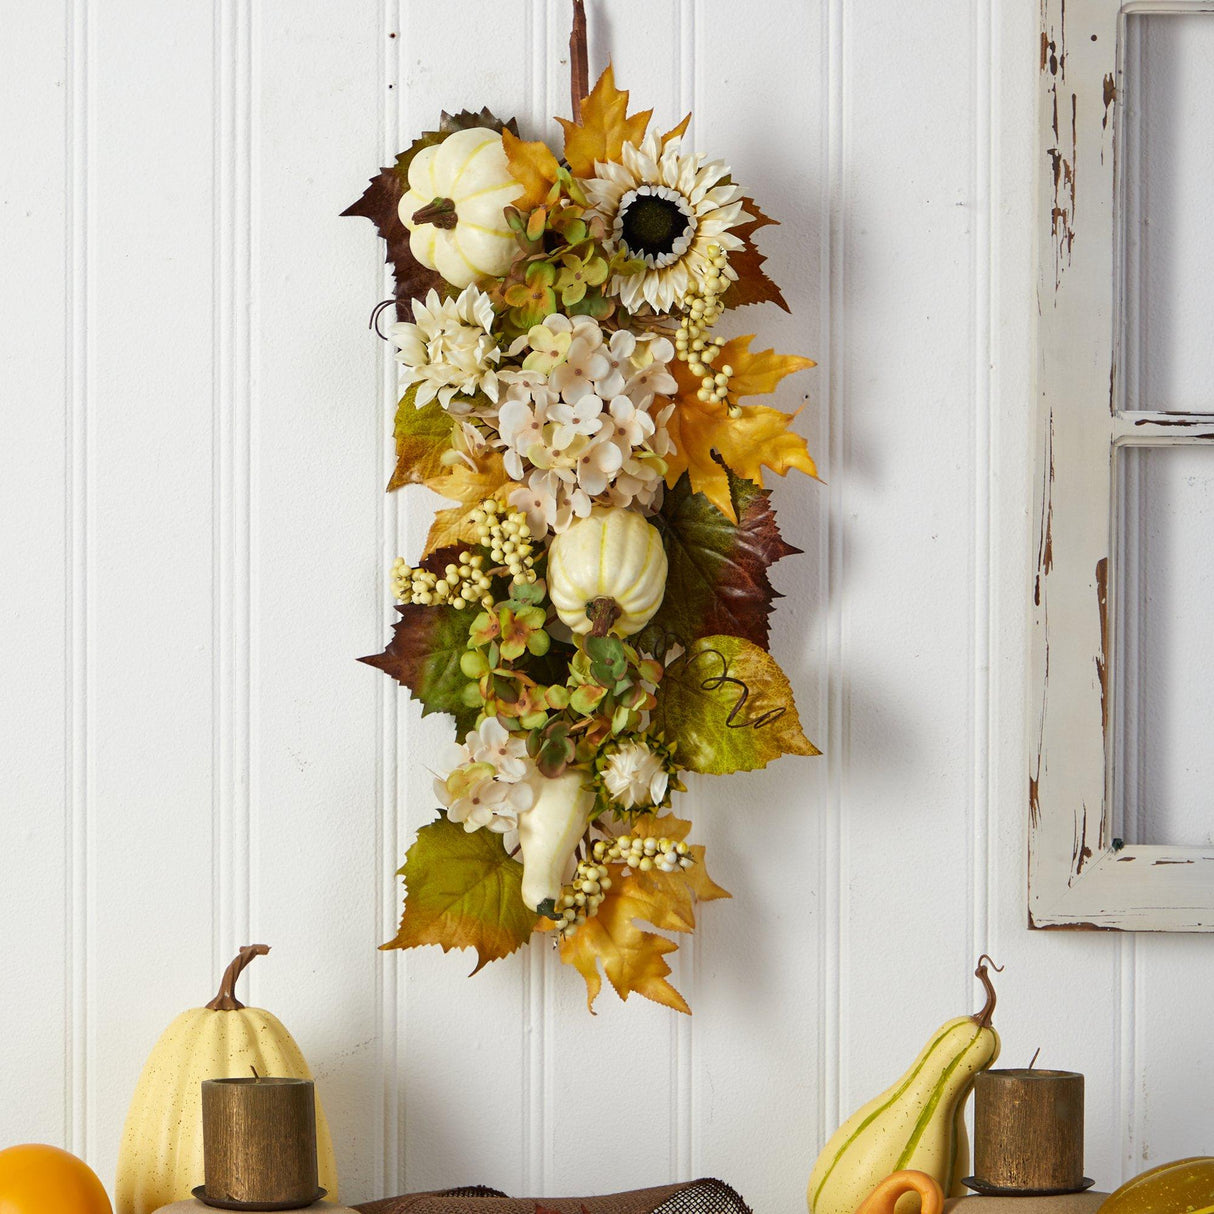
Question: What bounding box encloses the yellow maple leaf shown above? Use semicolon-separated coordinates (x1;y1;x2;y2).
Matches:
557;63;653;178
663;336;818;520
502;128;560;213
421;451;518;556
559;813;729;1014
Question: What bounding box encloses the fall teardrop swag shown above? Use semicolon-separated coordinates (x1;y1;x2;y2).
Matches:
344;8;819;1013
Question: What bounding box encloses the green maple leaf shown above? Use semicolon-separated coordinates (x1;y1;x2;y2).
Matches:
360;602;479;733
387;385;456;491
342;108;520;321
651;635;819;774
636;471;799;657
383;815;537;972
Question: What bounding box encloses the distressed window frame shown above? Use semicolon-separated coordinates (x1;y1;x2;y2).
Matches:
1030;0;1214;930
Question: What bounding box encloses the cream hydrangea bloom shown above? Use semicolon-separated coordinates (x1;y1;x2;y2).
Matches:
434;717;536;842
580;134;747;314
390;284;501;410
601;740;670;811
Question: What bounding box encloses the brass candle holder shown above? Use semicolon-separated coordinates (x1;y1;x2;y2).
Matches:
966;1068;1093;1196
196;1075;324;1211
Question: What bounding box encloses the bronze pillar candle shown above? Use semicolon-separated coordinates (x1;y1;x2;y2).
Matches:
201;1076;320;1209
972;1068;1089;1195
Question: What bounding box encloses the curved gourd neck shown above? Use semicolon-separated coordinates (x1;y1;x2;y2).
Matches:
970;954;1002;1030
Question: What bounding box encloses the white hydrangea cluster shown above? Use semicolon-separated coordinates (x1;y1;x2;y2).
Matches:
434;716;536;844
390;284;501;411
492;315;678;536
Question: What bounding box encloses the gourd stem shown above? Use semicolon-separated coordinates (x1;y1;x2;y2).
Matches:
586;596;622;638
206;944;270;1011
411;197;458;231
971;953;1003;1029
569;0;589;124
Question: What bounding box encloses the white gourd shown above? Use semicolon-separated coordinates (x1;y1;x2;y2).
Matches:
399;127;521;287
547;508;668;638
114;946;338;1214
517;772;595;911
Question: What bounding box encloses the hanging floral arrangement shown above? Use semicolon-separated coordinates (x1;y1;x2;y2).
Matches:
345;4;819;1013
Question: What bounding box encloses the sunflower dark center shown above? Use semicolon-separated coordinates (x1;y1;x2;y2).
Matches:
618;194;692;258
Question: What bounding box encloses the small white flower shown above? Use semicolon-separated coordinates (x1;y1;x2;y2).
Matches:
574;435;625;496
549;393;606;450
390;285;501;410
605;396;655;449
594;329;638;398
602;741;670;811
623;359;678;408
468;717;531;783
549;335;611;402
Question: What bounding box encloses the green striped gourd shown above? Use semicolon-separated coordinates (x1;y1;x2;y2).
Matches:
807;959;1002;1214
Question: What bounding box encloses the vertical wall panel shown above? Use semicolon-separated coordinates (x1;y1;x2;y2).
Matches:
250;0;384;1202
835;0;981;1113
84;0;218;1187
0;0;71;1154
686;3;828;1211
390;1;533;1198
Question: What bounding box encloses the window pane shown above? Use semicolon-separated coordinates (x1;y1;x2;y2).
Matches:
1122;14;1214;414
1114;444;1214;845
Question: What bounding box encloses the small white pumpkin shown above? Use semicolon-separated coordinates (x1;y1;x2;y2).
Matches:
547;507;668;637
399;127;522;287
517;772;595;911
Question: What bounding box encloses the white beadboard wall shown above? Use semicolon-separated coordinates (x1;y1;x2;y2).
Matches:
3;0;1212;1209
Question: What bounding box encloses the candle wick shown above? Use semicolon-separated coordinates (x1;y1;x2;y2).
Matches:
251;1064;260;1080
1028;1047;1041;1070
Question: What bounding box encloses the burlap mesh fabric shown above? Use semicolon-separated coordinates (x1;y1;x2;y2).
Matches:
354;1177;753;1214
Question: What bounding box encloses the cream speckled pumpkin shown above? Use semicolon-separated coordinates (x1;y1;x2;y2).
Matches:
399;127;521;287
115;945;338;1214
547;507;667;637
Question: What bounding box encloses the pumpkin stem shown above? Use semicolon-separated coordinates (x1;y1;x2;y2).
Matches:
206;943;270;1011
586;596;622;638
569;0;589;125
411;196;458;231
971;953;1003;1029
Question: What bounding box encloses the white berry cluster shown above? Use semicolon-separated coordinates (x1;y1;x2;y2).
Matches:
596;833;693;874
391;550;494;610
674;243;737;414
470;499;538;585
553;858;613;939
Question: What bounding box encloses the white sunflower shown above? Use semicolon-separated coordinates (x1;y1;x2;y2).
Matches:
580;133;747;314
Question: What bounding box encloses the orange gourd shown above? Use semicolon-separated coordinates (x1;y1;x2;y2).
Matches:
854;1170;944;1214
0;1143;112;1214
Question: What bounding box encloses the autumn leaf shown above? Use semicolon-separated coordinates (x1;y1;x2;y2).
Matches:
387;385;456;491
421;449;517;556
502;128;560;213
360;601;479;733
636;471;799;657
663;335;818;519
383;815;537;973
557;64;653;178
423;506;482;557
425;449;511;508
720;196;789;312
559;813;728;1014
651;635;819;773
343;108;520;319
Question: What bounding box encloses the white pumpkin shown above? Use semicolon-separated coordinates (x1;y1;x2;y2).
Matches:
114;945;338;1214
399;127;522;287
547;507;668;637
518;772;596;910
